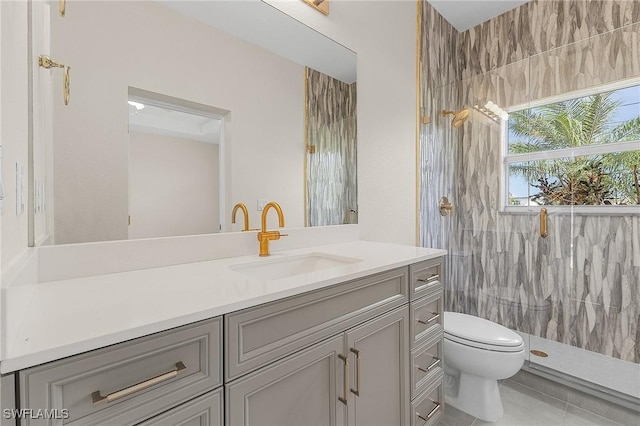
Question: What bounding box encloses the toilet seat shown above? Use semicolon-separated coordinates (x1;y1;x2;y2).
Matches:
444;312;524;353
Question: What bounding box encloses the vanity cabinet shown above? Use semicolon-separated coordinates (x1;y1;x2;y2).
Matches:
18;317;223;426
226;306;410;426
226;335;346;426
7;256;445;426
225;267;409;380
345;307;410;426
409;259;445;426
225;268;412;426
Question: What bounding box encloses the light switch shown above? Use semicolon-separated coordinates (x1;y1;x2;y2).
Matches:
257;199;267;211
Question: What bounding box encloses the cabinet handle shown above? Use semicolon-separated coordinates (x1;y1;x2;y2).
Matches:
417;274;439;283
91;361;186;406
540;208;549;238
416;401;441;422
350;348;360;396
338;354;349;405
417;312;440;325
417;357;440;373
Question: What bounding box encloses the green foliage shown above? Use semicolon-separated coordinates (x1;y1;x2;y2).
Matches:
508;92;640;205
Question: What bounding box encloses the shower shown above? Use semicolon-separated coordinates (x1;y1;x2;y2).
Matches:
441;108;470;127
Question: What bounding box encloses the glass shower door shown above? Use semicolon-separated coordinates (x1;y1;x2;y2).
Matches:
520;31;640;404
305;68;357;227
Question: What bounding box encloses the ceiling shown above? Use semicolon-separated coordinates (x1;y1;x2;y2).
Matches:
158;0;356;84
427;0;530;32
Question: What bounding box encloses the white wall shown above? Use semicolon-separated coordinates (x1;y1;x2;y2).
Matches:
1;0;29;375
1;0;30;272
51;1;305;244
266;0;419;245
129;132;220;239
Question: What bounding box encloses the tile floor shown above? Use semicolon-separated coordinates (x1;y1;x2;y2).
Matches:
438;379;639;426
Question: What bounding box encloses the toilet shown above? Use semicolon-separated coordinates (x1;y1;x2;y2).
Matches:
443;312;525;422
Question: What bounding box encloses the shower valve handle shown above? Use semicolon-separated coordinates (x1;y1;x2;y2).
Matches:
439;197;453;216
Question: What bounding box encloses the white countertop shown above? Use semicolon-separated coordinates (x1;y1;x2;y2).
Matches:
1;241;446;373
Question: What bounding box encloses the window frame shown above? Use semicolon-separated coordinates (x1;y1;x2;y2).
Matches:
500;78;640;215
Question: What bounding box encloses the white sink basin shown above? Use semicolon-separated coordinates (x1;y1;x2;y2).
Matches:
230;252;362;280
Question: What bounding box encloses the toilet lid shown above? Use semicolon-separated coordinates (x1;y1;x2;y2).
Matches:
444;312;524;352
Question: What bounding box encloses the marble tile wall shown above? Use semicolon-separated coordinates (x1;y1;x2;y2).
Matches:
419;1;460;255
459;0;640;79
420;0;640;369
305;68;357;227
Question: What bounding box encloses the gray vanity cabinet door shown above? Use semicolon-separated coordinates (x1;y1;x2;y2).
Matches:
226;335;346;426
345;306;411;426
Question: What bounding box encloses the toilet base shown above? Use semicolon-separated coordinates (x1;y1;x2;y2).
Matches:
444;371;504;422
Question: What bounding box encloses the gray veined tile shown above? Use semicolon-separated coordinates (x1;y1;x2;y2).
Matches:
472;381;568;426
439;405;476;426
508;371;570;403
561;405;625;426
566;389;640;426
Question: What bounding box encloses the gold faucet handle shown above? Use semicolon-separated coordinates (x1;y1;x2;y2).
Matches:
259;230;281;240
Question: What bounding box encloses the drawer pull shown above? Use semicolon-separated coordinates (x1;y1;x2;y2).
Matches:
416;401;441;422
350;348;361;396
417;357;440;373
91;361;186;406
338;354;349;405
417;274;439;283
417;313;440;325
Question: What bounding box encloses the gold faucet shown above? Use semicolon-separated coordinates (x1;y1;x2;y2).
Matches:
232;203;256;232
257;202;287;256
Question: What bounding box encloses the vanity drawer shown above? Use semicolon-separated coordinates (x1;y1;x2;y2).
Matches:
19;317;222;426
411;373;444;426
226;267;408;380
136;388;223;426
410;259;443;300
410;328;443;399
410;289;443;348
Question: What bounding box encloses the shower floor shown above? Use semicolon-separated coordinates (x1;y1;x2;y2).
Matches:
518;332;640;400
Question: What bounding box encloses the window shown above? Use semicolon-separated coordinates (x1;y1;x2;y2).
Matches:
502;82;640;211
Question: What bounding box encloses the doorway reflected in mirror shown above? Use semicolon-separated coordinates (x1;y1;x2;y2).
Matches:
128;93;224;239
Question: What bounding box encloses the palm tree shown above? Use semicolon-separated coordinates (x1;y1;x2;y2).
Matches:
508;92;640;205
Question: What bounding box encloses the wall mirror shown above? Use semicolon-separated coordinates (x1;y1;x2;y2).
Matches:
31;0;357;245
127;89;224;239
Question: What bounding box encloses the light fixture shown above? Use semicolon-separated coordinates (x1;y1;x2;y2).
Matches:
473;101;507;123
